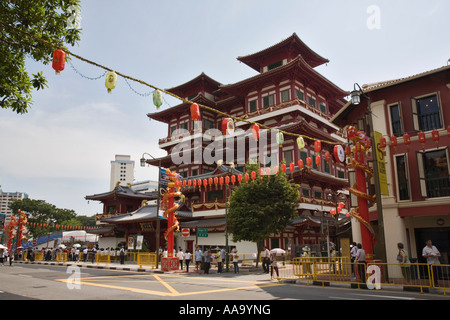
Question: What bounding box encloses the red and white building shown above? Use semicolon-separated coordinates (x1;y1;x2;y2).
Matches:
145;34;351;256
332;65;450;264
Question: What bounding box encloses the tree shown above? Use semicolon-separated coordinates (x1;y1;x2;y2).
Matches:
9;198;78;239
228;163;300;266
0;0;82;114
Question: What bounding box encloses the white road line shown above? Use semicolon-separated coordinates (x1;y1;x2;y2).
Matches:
351;293;419;300
329;296;363;300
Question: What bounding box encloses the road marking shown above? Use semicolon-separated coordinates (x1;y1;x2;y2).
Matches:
152;274;179;295
351;293;419;300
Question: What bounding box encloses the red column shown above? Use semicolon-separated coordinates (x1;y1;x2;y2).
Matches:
167;185;174;258
355;145;373;260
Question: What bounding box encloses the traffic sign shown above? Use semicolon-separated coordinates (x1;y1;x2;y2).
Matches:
181;228;190;237
197;228;208;237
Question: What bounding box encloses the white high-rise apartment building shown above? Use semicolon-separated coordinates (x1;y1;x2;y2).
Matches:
0;189;29;216
110;155;135;190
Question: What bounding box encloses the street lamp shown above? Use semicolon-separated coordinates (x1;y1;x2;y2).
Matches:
140;152;162;262
351;83;387;266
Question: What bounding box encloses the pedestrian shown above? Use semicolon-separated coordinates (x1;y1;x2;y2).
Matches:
0;249;4;265
185;250;191;272
203;248;211;274
177;247;184;270
397;242;411;283
232;249;239;274
9;250;14;266
83;247;88;262
270;253;279;279
119;246;125;264
91;246;97;263
195;247;202;271
354;243;366;283
422;240;441;287
262;246;270;274
217;247;224;274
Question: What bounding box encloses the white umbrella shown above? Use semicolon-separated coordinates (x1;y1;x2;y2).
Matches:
270;248;286;256
0;244;7;249
72;244;81;248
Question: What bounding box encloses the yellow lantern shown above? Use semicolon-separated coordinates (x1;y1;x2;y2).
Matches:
153;90;163;110
105;71;117;93
297;136;305;150
276;132;284;147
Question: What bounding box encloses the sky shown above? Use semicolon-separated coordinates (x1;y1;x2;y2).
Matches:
1;0;449;217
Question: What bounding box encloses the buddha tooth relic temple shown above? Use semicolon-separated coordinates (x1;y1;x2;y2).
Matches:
92;33;353;256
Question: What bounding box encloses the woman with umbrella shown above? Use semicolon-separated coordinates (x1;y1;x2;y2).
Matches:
269;248;285;279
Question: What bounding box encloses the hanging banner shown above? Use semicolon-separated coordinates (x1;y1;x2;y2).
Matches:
135;235;144;250
127;235;134;250
374;131;389;196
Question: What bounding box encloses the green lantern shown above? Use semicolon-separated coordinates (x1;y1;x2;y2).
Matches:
153;90;163;110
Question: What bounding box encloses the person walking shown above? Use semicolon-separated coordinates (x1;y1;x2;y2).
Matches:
232;249;239;274
177;248;184;270
195;247;202;272
262;246;270;274
203;248;211;274
397;242;411;283
270;253;279;279
217;247;225;274
185;250;191;273
354;243;366;283
422;240;441;287
119;246;125;264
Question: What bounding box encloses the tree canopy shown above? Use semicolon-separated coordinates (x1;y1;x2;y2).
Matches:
228;163;300;260
0;0;82;113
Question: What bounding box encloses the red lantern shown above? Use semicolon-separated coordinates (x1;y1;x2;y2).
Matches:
231;175;236;184
208;177;213;186
298;159;304;169
324;151;331;163
390;136;398;149
251;171;256;180
379;137;386;149
418;132;426;146
252;124;260;141
192;179;197;188
345;145;351;156
219;177;224;185
273;166;279;174
289;162;295;172
238;174;243;183
225;176;230;184
222;118;235;135
244;173;249;182
203;179;208;188
190;103;200;122
314;140;322;153
182;180;187;187
330;209;336;215
197;179;202;188
281;164;286;173
432;130;439;145
265;167;271;175
306;157;312;167
188;180;192;187
259;168;264;178
403;133;411;148
52;49;66;74
214;177;218;186
315;155;321;167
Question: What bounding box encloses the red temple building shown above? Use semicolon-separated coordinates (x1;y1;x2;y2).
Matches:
143;33;352;256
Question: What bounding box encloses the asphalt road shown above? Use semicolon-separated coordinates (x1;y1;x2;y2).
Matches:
1;263;448;307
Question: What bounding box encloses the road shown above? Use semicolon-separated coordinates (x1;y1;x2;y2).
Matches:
1;263;448;307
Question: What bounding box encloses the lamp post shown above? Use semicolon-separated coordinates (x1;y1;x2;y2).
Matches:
350;83;387;265
140;153;161;260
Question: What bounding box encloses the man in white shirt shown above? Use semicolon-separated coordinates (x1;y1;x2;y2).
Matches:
422;240;441;287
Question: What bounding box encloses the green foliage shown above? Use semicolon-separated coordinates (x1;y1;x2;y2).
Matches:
8;198;88;239
228;163;300;246
0;0;82;113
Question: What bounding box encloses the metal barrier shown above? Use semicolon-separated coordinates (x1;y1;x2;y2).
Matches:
273;258;449;294
56;252;67;263
96;251;111;264
137;253;157;269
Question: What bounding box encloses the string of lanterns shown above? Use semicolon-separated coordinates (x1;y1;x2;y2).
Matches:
388;127;450;150
25;221;100;230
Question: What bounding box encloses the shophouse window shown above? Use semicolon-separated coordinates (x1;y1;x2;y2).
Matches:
268;60;283;71
296;90;304;101
417;148;450;198
389;104;403;137
319;103;327;115
412;94;442;131
180;122;188;131
263;94;275;108
207;189;223;202
395;154;410;200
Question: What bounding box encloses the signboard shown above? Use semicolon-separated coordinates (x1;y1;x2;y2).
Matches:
197;228;208;238
374;131;389;196
181;228;190;237
127;235;134;250
136;235;144;250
